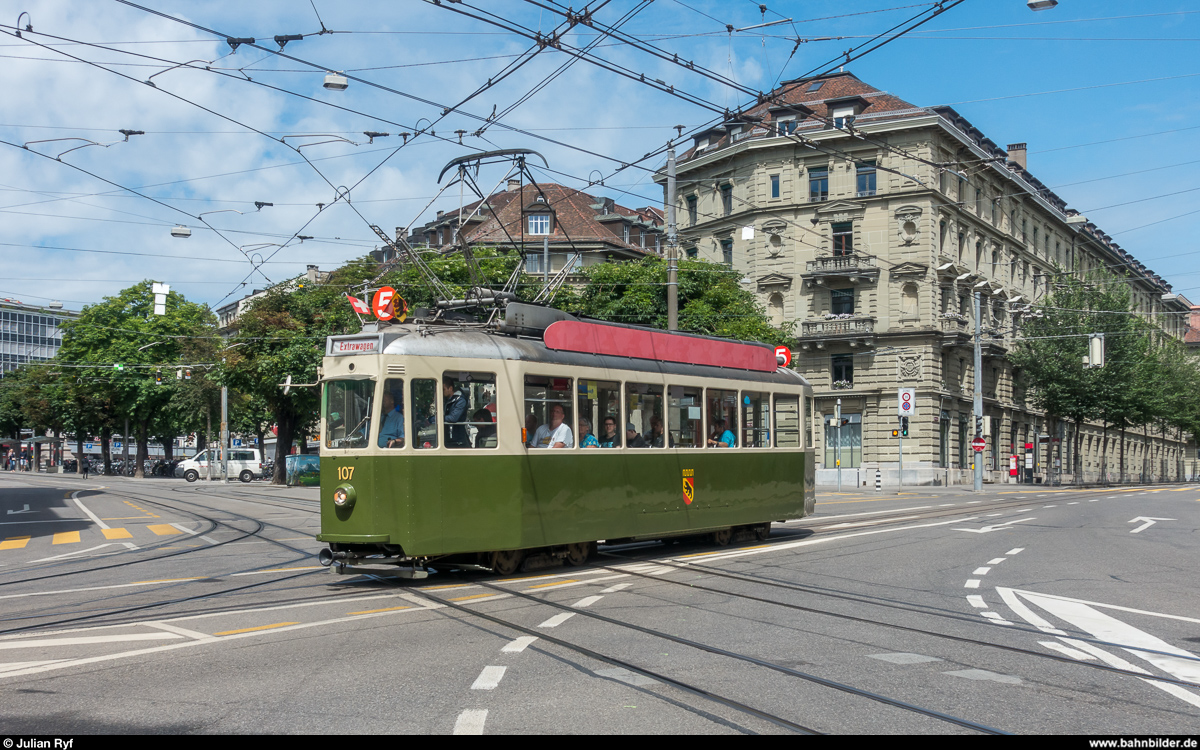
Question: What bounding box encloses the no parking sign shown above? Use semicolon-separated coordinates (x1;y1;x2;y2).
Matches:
897;387;916;417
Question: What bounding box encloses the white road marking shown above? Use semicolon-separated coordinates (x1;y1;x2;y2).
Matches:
453;709;488;735
986;513;1004;517
501;636;538;653
600;583;632;594
1129;517;1175;534
964;579;981;589
813;506;934;522
0;632;182;650
938;503;956;507
471;666;506;690
967;595;987;608
982;612;1013;625
1039;641;1096;661
987;558;1007;565
538;613;575;628
30;543;119;563
199;535;220;545
144;622;218;642
943;669;1021;684
572;596;602;608
1089;499;1099;502
70;491;109;529
1044;505;1056;508
1067;502;1079;505
973;567;991;575
170;523;198;535
868;652;942;664
1014;508;1032;513
1006;548;1025;555
0;660;69;674
825;515;923;529
953;517;1036;534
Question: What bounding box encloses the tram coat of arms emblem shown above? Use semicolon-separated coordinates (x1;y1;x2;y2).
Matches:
682;469;694;505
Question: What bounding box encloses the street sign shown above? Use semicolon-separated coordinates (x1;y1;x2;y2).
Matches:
971;437;986;452
897;387;915;417
233;439;242;447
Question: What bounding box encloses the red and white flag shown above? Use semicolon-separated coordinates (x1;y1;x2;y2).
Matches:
346;294;370;315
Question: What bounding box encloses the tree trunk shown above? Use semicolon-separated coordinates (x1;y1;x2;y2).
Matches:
273;411;296;485
298;429;309;455
134;418;149;479
158;435;174;463
101;426;112;475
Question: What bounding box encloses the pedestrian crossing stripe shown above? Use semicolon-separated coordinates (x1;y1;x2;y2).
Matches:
1;524;190;550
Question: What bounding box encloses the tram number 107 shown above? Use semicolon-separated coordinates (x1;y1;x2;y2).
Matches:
336;466;355;481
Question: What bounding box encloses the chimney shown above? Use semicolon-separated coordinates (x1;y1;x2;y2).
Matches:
1007;142;1027;170
507;178;521;192
436;210;444;218
306;265;319;284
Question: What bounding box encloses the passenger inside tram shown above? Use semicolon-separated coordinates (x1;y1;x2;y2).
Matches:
532;403;574;448
378;387;405;449
579;417;599;448
472;409;496;448
599;417;621;448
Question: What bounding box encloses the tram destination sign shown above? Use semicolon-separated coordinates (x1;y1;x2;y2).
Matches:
327;335;384;356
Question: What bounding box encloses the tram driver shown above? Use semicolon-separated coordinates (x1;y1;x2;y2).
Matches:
531;403;574;449
378;388;405;448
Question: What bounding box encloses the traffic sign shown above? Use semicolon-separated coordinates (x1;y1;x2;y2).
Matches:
233;439;242;447
897;387;915;417
971;437;986;452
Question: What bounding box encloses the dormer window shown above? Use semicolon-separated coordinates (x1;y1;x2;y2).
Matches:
528;214;550;235
776;118;797;135
825;96;870;129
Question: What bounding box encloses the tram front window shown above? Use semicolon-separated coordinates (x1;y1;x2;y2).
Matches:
378;378;405;448
325;379;375;449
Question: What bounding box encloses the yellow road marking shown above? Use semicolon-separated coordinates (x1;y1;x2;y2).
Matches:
102;528;132;540
449;593;500;602
148;524;181;536
347;605;413;615
424;584;471;591
101;516;156;520
123;500;159;518
214;622;299;636
1;536;31;550
252;566;322;573
527;579;579;589
52;531;80;545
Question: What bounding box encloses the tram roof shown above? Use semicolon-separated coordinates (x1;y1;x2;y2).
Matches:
329;325;808;387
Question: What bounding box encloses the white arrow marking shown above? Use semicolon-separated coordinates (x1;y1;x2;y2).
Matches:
6;505;33;515
1129;517;1176;534
953;516;1036;534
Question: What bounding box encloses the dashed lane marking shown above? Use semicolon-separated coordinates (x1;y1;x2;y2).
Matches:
987;558;1007;565
213;622;299;636
967;595;987;608
964;579;981;589
572;596;603;608
526;579;578;590
453;709;488;735
102;528;131;540
52;532;80;545
1040;641;1096;661
973;567;991;575
538;612;575;628
147;524;182;536
450;593;505;603
346;605;412;615
601;583;632;594
502;636;538;653
1006;548;1024;555
470;666;506;691
0;536;30;550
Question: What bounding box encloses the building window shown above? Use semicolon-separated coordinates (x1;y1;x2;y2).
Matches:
832;354;853;384
808;167;829;202
623;223;630;243
975;188;983;214
721;184;733;215
832;222;853;257
770;174;780;198
686;195;697;225
856;161;877;197
685;246;698;259
721;238;733;266
525;254;544;274
528;214;550;235
777;119;797;135
831;288;854;315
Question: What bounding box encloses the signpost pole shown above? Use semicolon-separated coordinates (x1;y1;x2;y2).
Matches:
973;291;983;494
897;388;914;488
836;398;842;492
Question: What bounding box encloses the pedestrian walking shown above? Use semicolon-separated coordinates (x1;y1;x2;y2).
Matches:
81;457;89;480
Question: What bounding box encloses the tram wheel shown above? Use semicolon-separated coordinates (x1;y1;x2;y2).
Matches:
490;550;524;576
712;528;732;546
754;523;771;541
565;542;592;567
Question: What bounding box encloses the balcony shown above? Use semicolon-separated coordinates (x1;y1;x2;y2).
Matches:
798;316;877;351
803;254;880;286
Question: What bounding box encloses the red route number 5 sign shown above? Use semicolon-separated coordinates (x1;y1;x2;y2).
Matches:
372;286;397;321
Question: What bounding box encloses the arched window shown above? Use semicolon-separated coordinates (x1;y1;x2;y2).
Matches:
768;293;785;326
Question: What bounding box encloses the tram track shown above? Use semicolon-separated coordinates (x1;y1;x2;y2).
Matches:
403;577;1009;735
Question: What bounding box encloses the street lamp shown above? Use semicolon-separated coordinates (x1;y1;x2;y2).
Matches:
1027;0;1058;9
323;72;348;90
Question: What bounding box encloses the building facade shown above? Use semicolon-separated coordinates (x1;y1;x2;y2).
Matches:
0;298;79;377
659;72;1193;485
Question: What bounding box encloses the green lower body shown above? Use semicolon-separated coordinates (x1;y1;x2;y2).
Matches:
317;451;815;557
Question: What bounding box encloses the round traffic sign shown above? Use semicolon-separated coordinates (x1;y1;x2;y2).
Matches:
901;392;912;402
971;437;986;452
901;402;911;411
372;286;397;320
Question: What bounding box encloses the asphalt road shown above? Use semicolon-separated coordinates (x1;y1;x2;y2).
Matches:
1;471;1198;735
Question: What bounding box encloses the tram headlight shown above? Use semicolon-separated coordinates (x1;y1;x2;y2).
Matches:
333;484;357;509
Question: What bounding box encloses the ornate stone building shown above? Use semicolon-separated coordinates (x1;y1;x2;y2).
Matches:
657;71;1193;485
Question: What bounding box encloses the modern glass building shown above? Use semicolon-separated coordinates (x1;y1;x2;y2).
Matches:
0;298;78;376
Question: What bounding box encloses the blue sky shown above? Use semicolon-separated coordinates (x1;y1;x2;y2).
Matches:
2;0;1197;311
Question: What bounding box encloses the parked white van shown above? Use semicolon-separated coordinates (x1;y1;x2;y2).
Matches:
176;448;263;483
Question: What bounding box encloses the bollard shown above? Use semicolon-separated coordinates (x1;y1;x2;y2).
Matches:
875;468;882;493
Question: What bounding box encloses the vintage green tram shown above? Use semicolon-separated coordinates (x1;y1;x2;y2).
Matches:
315;305;815;577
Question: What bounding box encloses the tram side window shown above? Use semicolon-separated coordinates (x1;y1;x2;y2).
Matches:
525;375;574;448
578;379;619;449
324;379;375;449
443;372;498;449
706;388;738;447
774;395;801;448
668;385;703;448
742;391;770;448
625;382;663;448
378;378;405;449
412;379;439;450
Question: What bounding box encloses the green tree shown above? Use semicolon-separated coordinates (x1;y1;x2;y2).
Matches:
57;281;217;478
